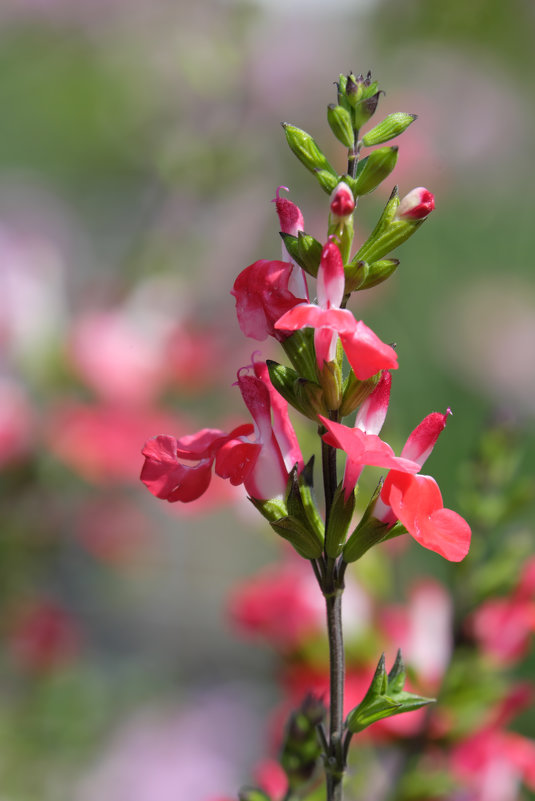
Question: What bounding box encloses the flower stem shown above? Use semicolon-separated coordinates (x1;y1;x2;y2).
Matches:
325;576;345;801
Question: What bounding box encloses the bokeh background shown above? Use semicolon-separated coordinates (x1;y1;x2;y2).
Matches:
0;0;533;799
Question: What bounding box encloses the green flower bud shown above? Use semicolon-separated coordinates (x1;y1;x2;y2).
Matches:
249;495;288;525
318;359;343;411
362;112;417;146
281;695;325;790
352;147;398;196
325;483;356;558
353;90;383;129
357;258;400;290
282;123;338;192
313;168;339;194
327;104;355;148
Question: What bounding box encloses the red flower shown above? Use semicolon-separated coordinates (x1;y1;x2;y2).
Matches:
374;410;471;561
275;240;398;379
141;359;303;503
232;259;307;342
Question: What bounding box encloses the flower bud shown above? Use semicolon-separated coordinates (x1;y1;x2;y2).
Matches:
282;123;338;193
329;182;355;220
327;103;354;148
362;112;417;147
353;147;398;196
395;187;435;220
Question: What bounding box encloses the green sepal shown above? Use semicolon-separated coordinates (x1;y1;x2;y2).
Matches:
298;456;325;541
339;370;381;417
280;231;323;278
346;258;400;293
281;694;326;790
352;90;382;129
318;359;343;411
238;789;271;801
313;168;339;194
325;483;356;558
353;185;427;264
294;378;328;421
346;651;435;734
343;478;406;562
351;185;399;263
352;147;398;196
286;463;325;543
282;123;338;188
270;515;324;560
327;104;355;148
267;360;308;417
362;112;417;146
249;495;288;525
281;328;318;382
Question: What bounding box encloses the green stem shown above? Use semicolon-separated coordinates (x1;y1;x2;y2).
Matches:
325;580;345;801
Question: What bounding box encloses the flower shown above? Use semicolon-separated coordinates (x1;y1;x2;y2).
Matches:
319;371;420;497
231;258;307;342
374;410;471;562
395;187;435;220
275;240;398;380
468;557;535;664
141;359;303;503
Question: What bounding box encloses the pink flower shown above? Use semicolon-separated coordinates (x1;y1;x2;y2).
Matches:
275;240;398;379
231;259;307;342
48;402;186;484
452;726;535;801
374;410;471;562
141;359;303;503
272;185;308;298
228;560;324;649
395;187;435;220
141;425;254;503
469;557;535;664
254;759;289;801
320;371;420;497
8;599;81;673
380;579;453;689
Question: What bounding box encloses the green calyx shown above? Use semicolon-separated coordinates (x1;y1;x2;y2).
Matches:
280;231;323;278
282;123;338;193
362;112;417;147
325;482;356;558
351;147;398;196
345;651;435;734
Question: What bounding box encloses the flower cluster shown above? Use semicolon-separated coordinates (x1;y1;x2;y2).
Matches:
140;70;475;801
141;183;470;562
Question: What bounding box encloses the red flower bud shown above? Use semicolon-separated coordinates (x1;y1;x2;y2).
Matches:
330;182;355;220
396;187;435;220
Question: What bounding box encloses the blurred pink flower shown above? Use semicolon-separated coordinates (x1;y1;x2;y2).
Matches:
8;598;81;673
469;557;535;664
0;375;34;466
69;311;170;407
228;560;324;650
47;402;187;484
380;579;453;689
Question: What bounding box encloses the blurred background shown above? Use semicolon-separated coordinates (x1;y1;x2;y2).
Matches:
0;0;533;799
